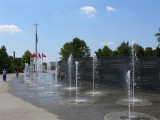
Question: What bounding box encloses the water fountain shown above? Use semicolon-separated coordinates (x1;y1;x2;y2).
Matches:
117;41;152;106
92;54;96;95
74;61;86;104
68;54;73;90
45;59;55;94
64;54;77;91
104;41;156;120
23;63;34;85
131;41;135;102
60;61;93;106
34;58;44;90
23;63;29;76
75;61;79;103
85;54;104;97
46;73;55;94
54;61;61;87
55;61;58;84
127;70;131;119
24;57;45;90
104;70;156;120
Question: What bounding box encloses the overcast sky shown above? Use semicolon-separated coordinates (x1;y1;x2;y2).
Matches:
0;0;160;62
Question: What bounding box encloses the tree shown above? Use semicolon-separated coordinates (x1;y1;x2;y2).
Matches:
113;50;118;56
95;48;103;56
155;28;160;46
21;50;31;69
134;44;145;56
101;46;113;56
144;47;154;56
59;42;72;60
59;37;90;60
72;38;90;58
154;47;160;56
95;46;113;56
13;58;23;71
117;41;131;56
0;45;11;72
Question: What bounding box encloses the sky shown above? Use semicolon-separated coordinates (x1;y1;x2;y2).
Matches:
0;0;160;62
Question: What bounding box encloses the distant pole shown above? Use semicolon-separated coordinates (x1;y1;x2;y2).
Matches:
13;51;15;58
34;24;38;74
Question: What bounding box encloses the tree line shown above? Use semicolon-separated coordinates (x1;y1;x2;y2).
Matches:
59;38;160;60
95;41;160;57
0;45;30;73
59;28;160;59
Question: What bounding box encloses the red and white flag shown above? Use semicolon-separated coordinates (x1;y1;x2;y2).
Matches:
33;53;37;58
42;53;46;58
38;53;41;58
30;53;34;58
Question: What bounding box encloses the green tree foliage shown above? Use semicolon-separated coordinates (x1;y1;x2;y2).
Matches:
102;46;113;56
59;37;90;60
13;58;23;71
59;42;72;60
144;47;154;56
21;50;31;69
0;45;11;72
155;28;160;46
95;48;103;56
117;41;131;56
95;46;113;56
113;50;118;56
134;44;145;56
9;61;15;73
153;47;160;56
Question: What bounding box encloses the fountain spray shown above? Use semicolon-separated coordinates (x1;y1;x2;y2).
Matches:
127;70;131;119
68;54;73;99
75;61;79;104
131;41;135;102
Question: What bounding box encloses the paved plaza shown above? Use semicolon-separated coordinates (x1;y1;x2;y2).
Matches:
0;74;60;120
0;73;158;120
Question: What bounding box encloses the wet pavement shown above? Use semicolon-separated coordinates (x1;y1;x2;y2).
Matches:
9;73;160;120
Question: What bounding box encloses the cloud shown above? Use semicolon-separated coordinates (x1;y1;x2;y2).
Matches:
106;6;116;12
100;42;115;46
0;25;22;33
80;6;97;18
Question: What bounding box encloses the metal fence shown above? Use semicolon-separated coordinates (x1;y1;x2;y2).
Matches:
59;56;160;92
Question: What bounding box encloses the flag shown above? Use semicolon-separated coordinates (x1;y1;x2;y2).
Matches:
30;53;33;58
33;53;37;57
38;53;41;58
42;53;46;57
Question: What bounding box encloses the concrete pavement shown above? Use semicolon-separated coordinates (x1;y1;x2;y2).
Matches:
0;73;61;120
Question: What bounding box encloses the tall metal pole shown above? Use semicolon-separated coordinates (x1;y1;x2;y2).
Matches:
34;24;38;74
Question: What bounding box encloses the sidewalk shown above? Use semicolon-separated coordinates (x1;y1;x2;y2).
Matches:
0;73;61;120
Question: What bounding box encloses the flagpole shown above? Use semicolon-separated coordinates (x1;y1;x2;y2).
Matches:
34;24;38;75
29;53;31;76
42;53;43;72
